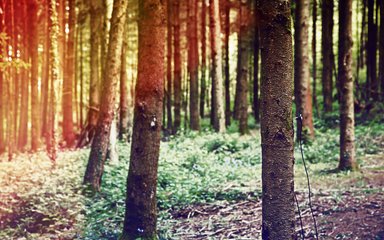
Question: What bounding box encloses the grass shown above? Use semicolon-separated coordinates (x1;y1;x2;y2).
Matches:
0;116;383;239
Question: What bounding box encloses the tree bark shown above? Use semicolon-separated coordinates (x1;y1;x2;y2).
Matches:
259;0;295;239
47;0;60;162
367;0;378;100
294;0;314;140
200;0;207;119
312;0;318;116
338;0;357;171
321;0;334;113
41;0;50;141
188;0;200;131
234;0;250;134
209;0;225;132
0;3;5;154
379;0;384;100
224;0;231;126
253;3;260;122
173;0;181;133
83;0;128;192
121;1;165;239
166;0;173;131
119;22;129;141
62;0;76;147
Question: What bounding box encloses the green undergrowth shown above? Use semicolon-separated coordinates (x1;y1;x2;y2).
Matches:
0;118;383;239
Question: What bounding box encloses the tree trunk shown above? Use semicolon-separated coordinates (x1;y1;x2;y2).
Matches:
119;22;129;141
380;0;384;100
47;0;60;162
294;0;314;140
200;0;207;119
224;0;231;126
166;0;173;131
367;0;378;100
209;0;225;132
18;1;29;150
83;0;128;192
338;0;357;171
188;0;200;131
62;0;76;147
121;1;165;239
0;4;5;154
259;1;295;239
253;4;260;122
234;0;250;134
41;0;50;141
321;0;334;113
173;0;181;133
312;0;318;116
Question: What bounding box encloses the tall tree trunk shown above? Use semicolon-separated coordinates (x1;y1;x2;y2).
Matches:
338;0;357;171
312;0;318;116
119;21;129;141
294;0;314;140
62;0;76;147
0;1;5;154
18;1;29;150
380;0;384;100
209;0;225;132
367;0;378;100
83;0;128;192
173;0;181;133
121;0;165;239
166;0;173;131
234;0;250;134
47;0;60;162
41;0;50;141
321;0;334;113
200;0;207;118
259;0;295;239
253;3;260;122
188;0;200;131
224;0;231;126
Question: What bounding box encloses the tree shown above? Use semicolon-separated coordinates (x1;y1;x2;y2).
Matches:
234;0;250;134
62;0;76;147
311;0;318;115
188;0;200;131
119;20;129;141
224;0;231;126
321;0;334;113
83;0;128;192
173;0;181;133
338;0;357;171
166;0;173;131
294;0;314;139
209;0;225;132
259;0;295;239
47;0;60;162
121;0;165;238
200;0;207;118
253;2;260;122
367;0;378;100
379;0;384;99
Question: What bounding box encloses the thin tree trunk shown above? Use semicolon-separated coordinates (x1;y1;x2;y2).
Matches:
188;0;200;131
62;0;76;147
322;0;334;113
83;0;128;192
173;0;181;133
166;0;173;131
224;0;231;126
312;0;319;117
47;0;60;162
253;3;260;122
259;0;295;238
367;0;377;100
234;0;250;134
41;0;50;141
294;0;314;140
119;22;129;141
209;0;225;132
338;0;357;171
121;0;165;238
200;0;207;119
380;0;384;100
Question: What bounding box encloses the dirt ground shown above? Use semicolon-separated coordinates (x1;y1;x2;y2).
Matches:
164;155;384;240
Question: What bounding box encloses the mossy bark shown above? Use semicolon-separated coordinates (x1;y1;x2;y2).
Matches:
259;0;295;239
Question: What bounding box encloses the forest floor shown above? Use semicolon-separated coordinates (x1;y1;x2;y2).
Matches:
0;120;383;239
